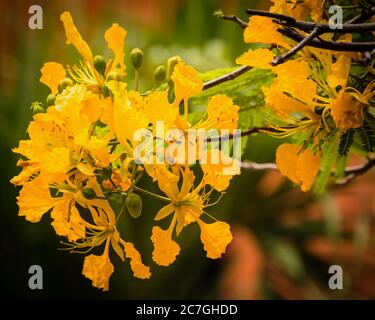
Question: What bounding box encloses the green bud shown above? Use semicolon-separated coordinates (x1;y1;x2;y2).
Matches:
126;193;142;218
130;48;144;70
46;94;56;106
93;55;107;75
82;188;97;199
102;84;110;97
102;166;112;180
58;77;73;93
30;101;45;115
166;56;182;82
107;70;123;81
154;65;166;83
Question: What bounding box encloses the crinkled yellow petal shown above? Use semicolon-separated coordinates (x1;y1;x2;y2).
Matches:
123;241;151;279
236;48;274;69
82;253;114;291
276;143;300;185
206;95;239;130
144;90;178;127
51;199;85;242
60;11;93;63
11;160;39;186
151;226;180;266
17;175;57;223
40;62;66;94
171;62;203;104
197;220;233;259
104;23;127;73
244;16;291;49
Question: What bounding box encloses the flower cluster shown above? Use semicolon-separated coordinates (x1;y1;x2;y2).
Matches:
11;12;239;290
236;0;375;191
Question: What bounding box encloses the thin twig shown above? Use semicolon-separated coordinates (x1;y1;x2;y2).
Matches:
240;161;277;170
203;65;252;90
279;28;375;52
218;14;247;29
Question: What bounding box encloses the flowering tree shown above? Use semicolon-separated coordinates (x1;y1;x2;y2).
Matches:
11;0;375;291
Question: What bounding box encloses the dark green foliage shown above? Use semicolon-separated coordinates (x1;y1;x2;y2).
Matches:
338;129;354;157
355;120;375;153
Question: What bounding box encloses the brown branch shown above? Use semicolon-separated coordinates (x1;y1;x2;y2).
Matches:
218;13;247;29
246;8;375;33
241;161;277;170
337;156;375;185
203;65;252;90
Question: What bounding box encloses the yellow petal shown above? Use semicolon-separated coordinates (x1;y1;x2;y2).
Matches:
104;23;127;73
151;226;180;266
206;95;239;130
244;16;291;49
236;48;274;69
171;61;203;104
40;62;66;94
143;90;178;127
82;253;114;291
123;241;151;279
297;148;320;192
327;54;351;89
51;200;85;242
155;203;175;221
276;143;300;185
60;11;93;63
197;220;233;259
17;175;57;223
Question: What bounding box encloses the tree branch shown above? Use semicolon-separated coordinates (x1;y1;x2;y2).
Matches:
246;8;375;33
203;65;252;90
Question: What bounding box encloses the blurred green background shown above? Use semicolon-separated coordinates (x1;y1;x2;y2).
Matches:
1;0;375;299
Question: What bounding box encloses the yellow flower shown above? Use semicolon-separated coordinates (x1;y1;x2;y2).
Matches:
123;242;151;279
276;143;320;192
40;62;66;94
152;167;233;264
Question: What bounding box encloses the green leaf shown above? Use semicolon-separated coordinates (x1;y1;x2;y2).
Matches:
338;129;354;157
355;120;375;153
313;135;339;194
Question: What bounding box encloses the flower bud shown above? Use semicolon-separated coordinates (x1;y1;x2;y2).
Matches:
93;55;107;76
126;193;142;218
82;188;97;199
154;65;166;83
166;56;182;82
130;48;144;70
58;77;73;93
102;84;110;97
30;101;45;115
106;70;123;81
46;94;56;106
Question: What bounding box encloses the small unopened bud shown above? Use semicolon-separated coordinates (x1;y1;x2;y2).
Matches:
166;56;182;82
126;193;142;218
46;94;56;106
102;84;110;97
93;55;107;75
30;101;44;115
130;48;144;70
154;65;166;83
82;188;97;199
58;77;73;93
106;70;123;81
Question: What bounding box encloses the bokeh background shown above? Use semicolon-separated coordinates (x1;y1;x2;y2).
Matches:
1;0;375;299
